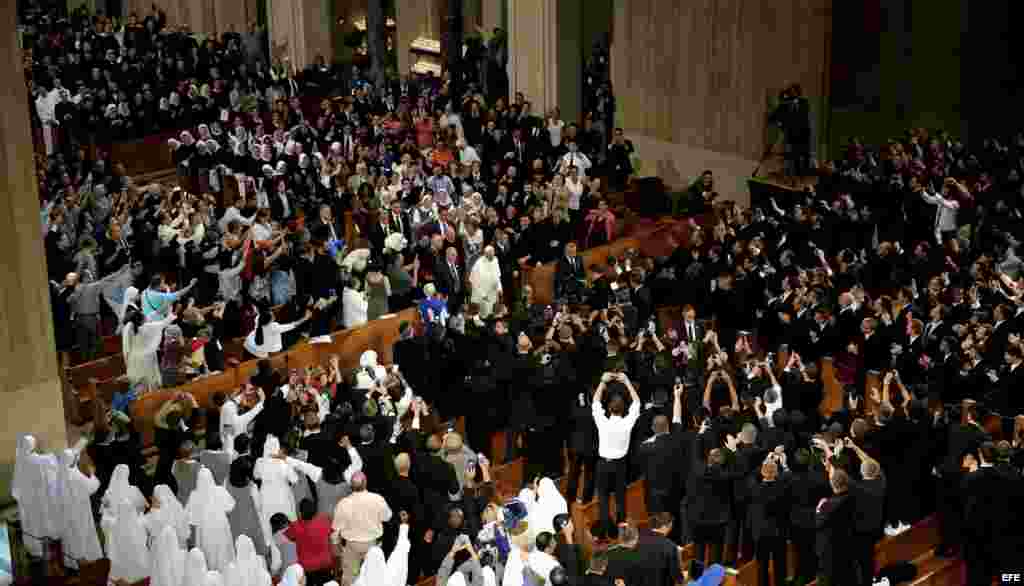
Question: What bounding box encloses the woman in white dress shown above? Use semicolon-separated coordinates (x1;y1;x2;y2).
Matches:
116;285;140;333
123;309;178;391
150;525;186;586
469;245;502;318
254;435;298;528
186;466;237;572
342;282;369;329
101;464;147;538
547;108;565;149
106;498;151;584
243;308;311;359
12;434;60;558
54;448;102;569
145;484;190;549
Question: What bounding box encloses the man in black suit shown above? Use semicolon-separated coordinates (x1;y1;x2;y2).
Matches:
502;127;531;168
435;246;465;315
388;198;413;244
789;448;829;585
688;431;740;566
554;241;585;303
355;423;395;494
847;441;886;586
961;443;1006;586
637;513;682;586
936;399;989;559
566;387;598;504
815;466;855;585
749;456;789;586
638;384;688;518
367;211;395;256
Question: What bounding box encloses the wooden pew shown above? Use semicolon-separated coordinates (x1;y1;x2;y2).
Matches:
570;480;648;557
110;135;174;177
129;308;420;447
730;515;940;586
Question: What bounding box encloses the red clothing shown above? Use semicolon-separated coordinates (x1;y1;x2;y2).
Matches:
284;515;335;572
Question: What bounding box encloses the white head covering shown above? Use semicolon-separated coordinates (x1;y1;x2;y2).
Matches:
281;564;305;586
150;484;190;545
222;561;245;586
120;285;140;322
528;477;568;540
107;498;151;582
235;535;266;586
262;435;281;459
186;466;233;525
184;548;210;586
151;525;186;586
204;570;226;586
103;464;143;515
447;573;468;586
482;567;498;586
353;547;387;586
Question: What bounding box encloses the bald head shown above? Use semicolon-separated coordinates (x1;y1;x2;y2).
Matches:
351;471;367;492
395;452;411;476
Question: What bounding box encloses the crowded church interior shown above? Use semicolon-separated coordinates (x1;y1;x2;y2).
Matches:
3;0;1024;585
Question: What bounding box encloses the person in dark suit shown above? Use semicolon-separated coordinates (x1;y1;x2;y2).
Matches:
434;246;465;315
638;384;688;516
688;431;740;566
749;456;789;586
789;448;829;585
355;423;396;495
554;241;585;303
566;385;598;504
367;210;395;256
637;512;682;586
961;443;1006;586
936;400;989;559
815;466;856;586
387;198;413;245
846;440;886;586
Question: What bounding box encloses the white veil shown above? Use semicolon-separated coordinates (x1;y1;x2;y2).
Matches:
107;498;151;582
150;484;190;546
354;547;388;586
183;548;210;586
150;525;185;586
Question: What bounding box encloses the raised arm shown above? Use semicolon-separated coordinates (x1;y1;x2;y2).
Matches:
672;382;684;425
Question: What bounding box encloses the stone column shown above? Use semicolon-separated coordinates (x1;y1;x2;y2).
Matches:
0;0;69;502
269;0;332;70
366;0;386;85
507;0;558;112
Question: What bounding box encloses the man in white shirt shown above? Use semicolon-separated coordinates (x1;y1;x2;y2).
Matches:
220;385;266;456
559;141;592;179
591;371;641;525
332;472;392;586
218;195;254;233
457;139;481;165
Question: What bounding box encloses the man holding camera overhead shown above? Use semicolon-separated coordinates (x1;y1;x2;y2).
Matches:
592;370;642;525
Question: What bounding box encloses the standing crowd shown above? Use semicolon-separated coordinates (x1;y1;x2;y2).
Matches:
18;3;1024;586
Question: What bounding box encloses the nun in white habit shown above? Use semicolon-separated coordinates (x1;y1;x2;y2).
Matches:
254;435;298;525
106;498;151;584
54;448;102;568
222;561;246;586
184;548;210;586
101;463;147;533
528;477;568;539
150;525;186;586
235;535;268;586
116;285;140;332
186;466;237;572
12;435;60;557
145;484;190;548
354;522;410;586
